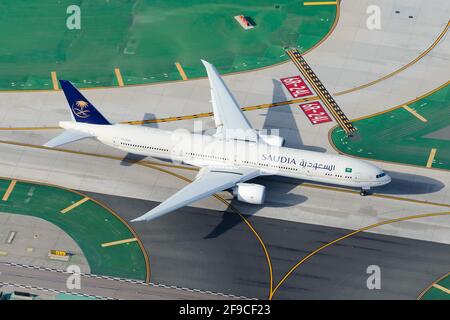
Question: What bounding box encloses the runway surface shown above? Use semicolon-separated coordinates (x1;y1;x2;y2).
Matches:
0;262;229;300
0;0;448;300
85;191;450;300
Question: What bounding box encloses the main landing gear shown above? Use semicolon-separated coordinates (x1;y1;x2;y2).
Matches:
360;188;370;196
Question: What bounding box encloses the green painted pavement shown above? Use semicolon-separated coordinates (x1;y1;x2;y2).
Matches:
0;0;336;90
0;179;147;280
420;274;450;300
331;84;450;170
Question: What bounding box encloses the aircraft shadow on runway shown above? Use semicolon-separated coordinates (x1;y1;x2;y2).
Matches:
204;80;446;237
262;79;326;152
205;79;318;238
377;170;445;195
204;170;446;238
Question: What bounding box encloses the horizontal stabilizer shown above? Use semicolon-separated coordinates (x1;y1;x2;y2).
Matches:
44;129;92;148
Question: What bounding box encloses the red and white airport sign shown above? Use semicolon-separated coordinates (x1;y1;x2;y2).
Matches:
299;101;332;125
280;75;313;98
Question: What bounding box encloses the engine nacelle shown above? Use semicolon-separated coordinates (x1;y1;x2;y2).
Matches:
232;183;266;205
259;134;285;147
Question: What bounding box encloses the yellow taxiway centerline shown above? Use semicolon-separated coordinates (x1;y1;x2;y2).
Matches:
175;62;188;81
114;68;125;87
426;148;437;168
101;237;138;248
403;105;428;122
432;283;450;294
304;1;337;5
2;179;17;201
335;21;450;96
60;197;90;214
51;71;59;91
270;211;450;299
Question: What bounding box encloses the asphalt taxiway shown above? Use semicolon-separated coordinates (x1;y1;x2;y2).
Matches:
0;0;448;300
0;262;231;300
82;191;450;299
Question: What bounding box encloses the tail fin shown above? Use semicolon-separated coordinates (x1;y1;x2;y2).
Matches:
59;80;110;125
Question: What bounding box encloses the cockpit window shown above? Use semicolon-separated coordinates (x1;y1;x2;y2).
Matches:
376;172;386;178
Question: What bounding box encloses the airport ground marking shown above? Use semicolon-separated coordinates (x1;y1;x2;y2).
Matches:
269;211;450;299
0;281;113;300
0;2;340;95
301;182;450;209
426;148;437;168
114;68;125;87
5;30;449;134
432;283;450;295
0;139;449;210
334;20;450;96
212;194;274;297
328;81;450;172
2;262;253;299
1;8;444;108
3;139;450;299
101;237;138;248
2;179;17;201
286;48;356;134
403;105;427;122
50;71;59;91
417;271;450;299
175;62;188;81
137;161;274;298
304;1;337;5
60;197;90;214
0;175;151;283
0;95;320;130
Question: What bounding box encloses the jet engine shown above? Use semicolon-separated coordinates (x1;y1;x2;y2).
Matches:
259;134;285;147
232;183;266;204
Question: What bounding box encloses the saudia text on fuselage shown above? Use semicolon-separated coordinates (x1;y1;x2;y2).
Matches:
261;153;336;171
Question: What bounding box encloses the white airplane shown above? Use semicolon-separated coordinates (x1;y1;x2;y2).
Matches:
44;60;391;222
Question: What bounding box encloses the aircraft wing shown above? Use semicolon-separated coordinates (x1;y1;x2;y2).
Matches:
131;167;260;222
202;60;257;141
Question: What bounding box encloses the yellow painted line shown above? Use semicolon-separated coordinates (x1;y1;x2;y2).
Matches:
0;251;8;256
2;179;17;201
114;68;125;87
403;105;427;122
304;1;337;5
335;21;450;96
175;62;188;80
327;82;450;173
60;197;90;214
432;284;450;295
51;71;59;90
0;138;449;209
138;161;274;298
101;237;137;247
417;271;450;299
426;148;437;168
270;211;450;299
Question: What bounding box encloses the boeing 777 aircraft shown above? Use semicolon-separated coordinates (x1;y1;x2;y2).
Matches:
44;60;391;222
